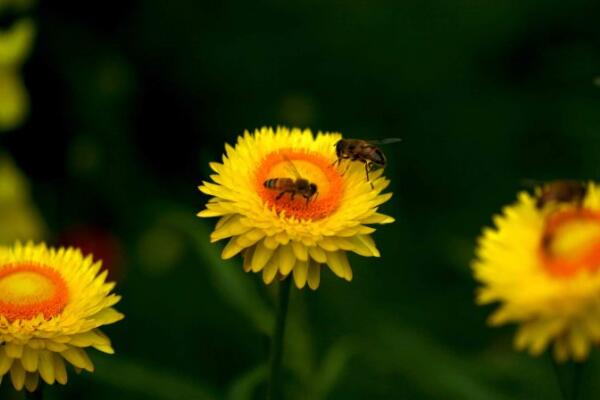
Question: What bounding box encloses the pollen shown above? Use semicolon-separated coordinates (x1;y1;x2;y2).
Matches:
539;209;600;277
255;149;344;220
0;263;69;321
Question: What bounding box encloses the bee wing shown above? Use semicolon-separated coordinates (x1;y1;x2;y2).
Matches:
368;138;403;145
281;154;303;179
521;179;544;189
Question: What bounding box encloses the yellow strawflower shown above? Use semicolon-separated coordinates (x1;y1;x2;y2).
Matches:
198;127;394;289
473;182;600;361
0;242;124;391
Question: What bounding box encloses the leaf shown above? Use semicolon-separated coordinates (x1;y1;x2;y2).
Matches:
226;364;267;400
89;354;218;400
168;209;273;334
313;337;357;400
371;321;513;400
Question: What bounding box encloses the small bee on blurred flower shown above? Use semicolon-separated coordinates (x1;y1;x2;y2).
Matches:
473;181;600;361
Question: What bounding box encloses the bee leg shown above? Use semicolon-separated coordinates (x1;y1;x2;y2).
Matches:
304;195;310;205
342;161;352;175
365;162;374;189
276;191;286;200
291;192;296;200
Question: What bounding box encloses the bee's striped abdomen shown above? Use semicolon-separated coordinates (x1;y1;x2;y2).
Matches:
264;178;278;189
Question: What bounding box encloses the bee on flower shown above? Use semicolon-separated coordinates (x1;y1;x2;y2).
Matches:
473;180;600;362
197;127;395;290
0;242;123;392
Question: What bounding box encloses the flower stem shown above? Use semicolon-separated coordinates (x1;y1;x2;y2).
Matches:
572;361;584;400
266;277;292;400
551;356;585;400
24;385;43;400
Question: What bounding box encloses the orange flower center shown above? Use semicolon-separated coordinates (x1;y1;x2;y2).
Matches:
539;209;600;277
0;263;69;321
255;149;344;220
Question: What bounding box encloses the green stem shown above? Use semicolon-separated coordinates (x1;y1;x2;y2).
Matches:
266;277;292;400
24;385;43;400
551;357;569;400
551;356;585;400
572;361;584;400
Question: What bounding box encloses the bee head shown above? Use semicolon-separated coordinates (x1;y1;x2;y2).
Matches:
309;183;318;195
372;148;386;166
334;140;344;156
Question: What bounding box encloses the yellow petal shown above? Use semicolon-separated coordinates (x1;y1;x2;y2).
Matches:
209;162;223;173
358;235;381;257
263;235;280;250
325;251;352;280
372;192;393;207
347;235;380;257
20;346;38;372
278;244;296;275
275;232;290;245
196;209;223;218
0;353;13;375
210;215;250;242
5;343;23;358
24;372;39;392
570;327;589;361
307;261;320;290
91;308;125;325
317;237;339;252
54;355;68;384
291;241;308;261
221;238;243;259
38;351;56;384
236;229;265;248
308;246;327;263
262;260;278;284
68;330;109;348
242;246;254;272
251;240;274;272
362;212;395;224
60;348;94;372
46;341;68;352
293;260;309;289
10;361;26;390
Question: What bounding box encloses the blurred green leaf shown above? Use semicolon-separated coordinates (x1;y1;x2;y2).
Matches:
226;364;267;400
167;209;273;334
312;337;357;400
90;354;218;400
371;321;513;400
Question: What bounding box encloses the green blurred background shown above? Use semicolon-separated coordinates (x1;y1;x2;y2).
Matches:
1;0;600;399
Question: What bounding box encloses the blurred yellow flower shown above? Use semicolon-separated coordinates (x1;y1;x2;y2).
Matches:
0;18;35;68
0;18;35;131
0;242;124;391
0;69;29;131
198;127;394;290
0;154;45;244
473;183;600;361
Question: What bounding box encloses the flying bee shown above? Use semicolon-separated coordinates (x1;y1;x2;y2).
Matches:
532;180;587;209
333;138;402;187
263;156;318;204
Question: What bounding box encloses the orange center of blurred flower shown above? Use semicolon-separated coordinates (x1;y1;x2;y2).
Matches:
0;263;69;321
255;149;343;220
539;209;600;277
